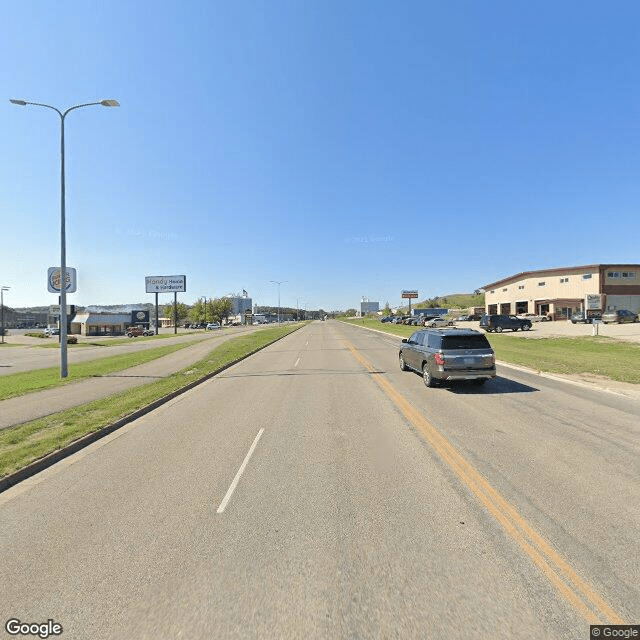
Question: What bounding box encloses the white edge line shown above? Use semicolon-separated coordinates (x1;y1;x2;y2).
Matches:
217;428;264;514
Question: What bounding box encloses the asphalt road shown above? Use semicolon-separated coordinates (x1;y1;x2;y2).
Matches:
1;320;637;639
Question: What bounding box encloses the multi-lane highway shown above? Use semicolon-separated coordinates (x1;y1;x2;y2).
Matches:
1;320;638;639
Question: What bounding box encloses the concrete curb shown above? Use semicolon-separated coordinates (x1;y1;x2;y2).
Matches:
0;326;303;494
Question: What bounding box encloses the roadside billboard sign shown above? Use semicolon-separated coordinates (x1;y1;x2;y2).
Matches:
145;275;186;293
47;267;77;293
401;290;418;299
585;293;602;310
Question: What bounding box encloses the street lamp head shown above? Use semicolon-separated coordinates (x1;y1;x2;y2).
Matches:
100;99;120;107
9;99;27;106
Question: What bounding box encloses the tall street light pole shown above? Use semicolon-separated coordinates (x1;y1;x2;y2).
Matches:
1;286;9;345
269;280;287;324
10;98;119;377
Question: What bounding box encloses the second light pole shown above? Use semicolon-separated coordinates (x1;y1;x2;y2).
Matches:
270;280;287;324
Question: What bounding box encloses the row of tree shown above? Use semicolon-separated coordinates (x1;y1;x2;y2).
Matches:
164;297;233;325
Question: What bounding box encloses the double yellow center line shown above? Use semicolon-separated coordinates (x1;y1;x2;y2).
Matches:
344;339;626;626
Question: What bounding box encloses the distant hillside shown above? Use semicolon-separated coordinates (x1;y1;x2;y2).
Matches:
414;293;485;309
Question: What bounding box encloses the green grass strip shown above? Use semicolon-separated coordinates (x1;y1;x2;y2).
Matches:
35;332;196;348
340;317;640;384
0;341;196;401
0;324;301;479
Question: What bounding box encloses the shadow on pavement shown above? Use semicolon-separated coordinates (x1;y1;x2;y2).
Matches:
445;376;538;395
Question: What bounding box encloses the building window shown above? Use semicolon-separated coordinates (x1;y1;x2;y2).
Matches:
518;285;525;290
582;274;592;280
502;288;508;292
490;290;495;294
607;271;620;278
560;277;569;283
538;282;545;287
622;272;636;279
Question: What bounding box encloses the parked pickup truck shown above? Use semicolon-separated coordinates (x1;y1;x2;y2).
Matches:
517;313;549;322
570;311;602;324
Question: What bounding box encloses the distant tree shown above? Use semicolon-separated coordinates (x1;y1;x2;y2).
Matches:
211;297;232;323
163;302;189;324
345;308;357;316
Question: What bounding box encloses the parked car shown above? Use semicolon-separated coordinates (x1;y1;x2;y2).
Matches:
206;322;221;330
399;328;496;387
456;315;470;322
423;316;455;328
125;326;144;337
44;327;60;336
570;311;602;324
479;314;532;332
517;313;548;322
601;309;639;324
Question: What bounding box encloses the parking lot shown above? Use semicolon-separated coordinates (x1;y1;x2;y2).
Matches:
460;318;640;343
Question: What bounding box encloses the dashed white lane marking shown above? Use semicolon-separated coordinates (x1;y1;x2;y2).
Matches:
216;428;265;514
294;357;301;367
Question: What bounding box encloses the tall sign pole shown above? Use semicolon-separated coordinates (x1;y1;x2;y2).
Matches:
401;290;419;315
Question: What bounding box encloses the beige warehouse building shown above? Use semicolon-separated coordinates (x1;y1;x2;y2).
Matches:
483;264;640;320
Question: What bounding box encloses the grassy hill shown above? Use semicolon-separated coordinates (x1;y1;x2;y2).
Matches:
414;293;485;310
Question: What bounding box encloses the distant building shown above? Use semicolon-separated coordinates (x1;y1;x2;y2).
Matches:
70;310;149;336
229;295;252;316
483;264;640;319
360;301;380;315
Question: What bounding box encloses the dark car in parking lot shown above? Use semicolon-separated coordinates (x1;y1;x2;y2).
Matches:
398;328;496;387
479;314;532;333
601;309;639;324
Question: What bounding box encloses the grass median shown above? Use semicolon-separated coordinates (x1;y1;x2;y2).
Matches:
0;341;197;401
340;317;640;384
0;323;302;479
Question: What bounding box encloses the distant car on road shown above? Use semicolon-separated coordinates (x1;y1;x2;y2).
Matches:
206;322;221;330
44;327;60;336
601;309;639;324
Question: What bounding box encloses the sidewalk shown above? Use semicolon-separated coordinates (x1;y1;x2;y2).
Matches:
0;331;242;430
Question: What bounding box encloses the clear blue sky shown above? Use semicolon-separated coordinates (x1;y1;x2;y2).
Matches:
2;1;639;311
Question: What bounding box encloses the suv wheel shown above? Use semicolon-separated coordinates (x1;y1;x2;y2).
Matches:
422;363;435;388
399;353;408;371
494;326;503;333
522;324;530;331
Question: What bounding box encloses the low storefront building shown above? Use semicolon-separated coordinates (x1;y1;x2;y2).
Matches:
483;264;640;320
70;313;131;336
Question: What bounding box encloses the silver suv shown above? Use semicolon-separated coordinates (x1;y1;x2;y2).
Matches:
399;328;496;387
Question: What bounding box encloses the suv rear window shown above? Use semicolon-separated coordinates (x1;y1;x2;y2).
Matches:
441;335;491;350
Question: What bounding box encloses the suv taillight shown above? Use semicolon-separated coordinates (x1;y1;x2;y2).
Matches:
434;353;445;365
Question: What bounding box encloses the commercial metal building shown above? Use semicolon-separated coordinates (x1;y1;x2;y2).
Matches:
483;264;640;320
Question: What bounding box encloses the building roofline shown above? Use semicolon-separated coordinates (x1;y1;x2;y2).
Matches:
482;264;640;290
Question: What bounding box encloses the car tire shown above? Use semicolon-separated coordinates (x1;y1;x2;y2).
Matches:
522;324;530;331
495;326;503;333
422;363;436;387
513;327;519;332
399;353;408;371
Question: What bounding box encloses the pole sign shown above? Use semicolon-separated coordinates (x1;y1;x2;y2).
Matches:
145;275;186;293
47;267;77;293
401;290;418;299
585;293;602;310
